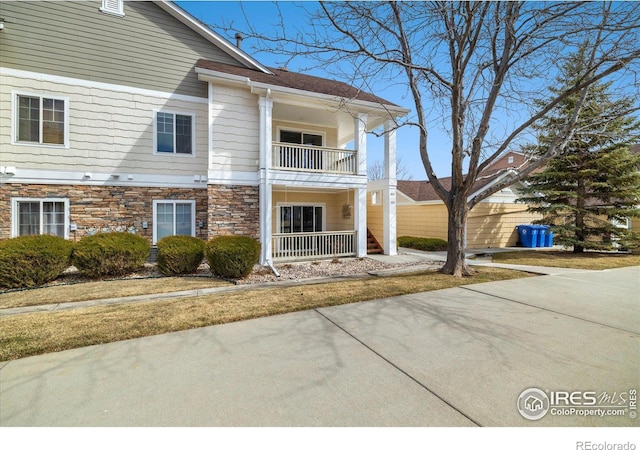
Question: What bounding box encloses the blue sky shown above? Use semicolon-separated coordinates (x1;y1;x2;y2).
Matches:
177;1;442;180
176;1;639;181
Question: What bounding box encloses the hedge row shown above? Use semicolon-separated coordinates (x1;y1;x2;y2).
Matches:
397;236;448;252
0;235;74;289
0;233;261;290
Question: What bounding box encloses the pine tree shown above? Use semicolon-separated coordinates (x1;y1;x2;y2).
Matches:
519;48;640;253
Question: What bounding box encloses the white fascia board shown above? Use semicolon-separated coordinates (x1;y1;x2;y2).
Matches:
468;169;519;202
406;198;444;206
249;80;409;119
155;1;273;75
195;67;251;88
367;179;397;190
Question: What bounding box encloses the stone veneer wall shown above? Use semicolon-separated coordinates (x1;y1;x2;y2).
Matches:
207;184;260;239
0;183;209;242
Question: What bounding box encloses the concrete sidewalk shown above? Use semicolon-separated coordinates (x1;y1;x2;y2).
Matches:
1;266;638;426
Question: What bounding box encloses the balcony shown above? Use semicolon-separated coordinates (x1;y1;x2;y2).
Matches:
272;230;357;262
272;142;357;175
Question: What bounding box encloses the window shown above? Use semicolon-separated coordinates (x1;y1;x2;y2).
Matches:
11;198;69;238
153;200;195;243
279;205;324;233
280;130;323;147
155;111;194;155
278;129;324;170
14;93;68;146
370;191;382;206
100;0;124;17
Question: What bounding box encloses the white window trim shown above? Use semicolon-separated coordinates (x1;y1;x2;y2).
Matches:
276;126;326;146
11;91;70;149
152;199;196;244
11;198;70;239
370;190;383;206
100;0;124;17
276;202;326;234
153;110;196;157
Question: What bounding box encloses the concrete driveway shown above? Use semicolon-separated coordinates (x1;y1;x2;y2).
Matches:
1;266;638;426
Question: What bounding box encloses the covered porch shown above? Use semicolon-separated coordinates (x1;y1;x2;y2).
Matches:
253;80;406;264
269;186;360;262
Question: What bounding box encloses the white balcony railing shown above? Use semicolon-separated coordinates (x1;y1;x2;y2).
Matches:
272;142;357;174
272;231;357;261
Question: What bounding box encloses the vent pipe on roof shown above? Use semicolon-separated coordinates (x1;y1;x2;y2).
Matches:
234;33;243;49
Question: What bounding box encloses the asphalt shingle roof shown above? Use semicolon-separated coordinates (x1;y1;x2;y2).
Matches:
398;152;529;202
197;59;398;107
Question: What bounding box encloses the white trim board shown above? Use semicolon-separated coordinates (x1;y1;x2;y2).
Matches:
1;68;208;105
3;168;209;189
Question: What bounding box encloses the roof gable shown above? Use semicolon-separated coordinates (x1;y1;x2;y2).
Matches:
399;152;532;202
155;1;272;74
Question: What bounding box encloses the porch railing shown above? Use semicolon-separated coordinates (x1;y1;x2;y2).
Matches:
272;142;357;174
272;231;357;261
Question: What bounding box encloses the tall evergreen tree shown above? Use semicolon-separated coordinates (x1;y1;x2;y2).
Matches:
519;48;640;253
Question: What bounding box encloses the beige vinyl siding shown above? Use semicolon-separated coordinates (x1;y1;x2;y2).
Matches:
0;1;241;98
467;203;541;248
272;121;338;148
210;84;260;173
395;200;542;249
366;192;384;249
272;191;355;232
1;73;207;175
396;203;449;243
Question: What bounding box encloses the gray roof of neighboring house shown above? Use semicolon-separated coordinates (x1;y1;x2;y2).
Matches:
196;59;400;107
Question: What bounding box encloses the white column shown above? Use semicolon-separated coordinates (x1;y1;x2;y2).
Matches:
354;113;368;256
383;121;397;255
355;187;368;257
354;113;367;176
258;94;273;265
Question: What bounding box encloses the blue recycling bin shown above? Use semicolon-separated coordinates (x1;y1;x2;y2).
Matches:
544;229;554;247
535;225;548;248
517;225;538;248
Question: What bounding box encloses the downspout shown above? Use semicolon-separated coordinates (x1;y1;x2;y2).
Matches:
266;259;280;277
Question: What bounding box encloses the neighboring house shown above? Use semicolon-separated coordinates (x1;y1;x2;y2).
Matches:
368;151;542;249
0;1;408;263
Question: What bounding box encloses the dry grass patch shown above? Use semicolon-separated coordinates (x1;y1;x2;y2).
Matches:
491;250;640;270
0;267;530;361
0;277;231;310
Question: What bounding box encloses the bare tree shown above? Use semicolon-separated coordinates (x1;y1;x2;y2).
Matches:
229;1;640;276
368;157;412;180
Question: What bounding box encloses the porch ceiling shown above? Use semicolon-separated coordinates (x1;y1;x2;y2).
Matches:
272;102;390;147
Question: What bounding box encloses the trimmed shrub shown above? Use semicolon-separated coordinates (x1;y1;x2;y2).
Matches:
157;235;205;276
0;235;74;289
206;235;260;279
73;232;150;278
398;236;448;252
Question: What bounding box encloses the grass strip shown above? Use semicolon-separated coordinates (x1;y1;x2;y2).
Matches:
491;250;640;270
1;268;529;361
0;277;231;309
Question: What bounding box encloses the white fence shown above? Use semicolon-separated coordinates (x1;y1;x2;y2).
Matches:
272;231;357;261
272;142;357;174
